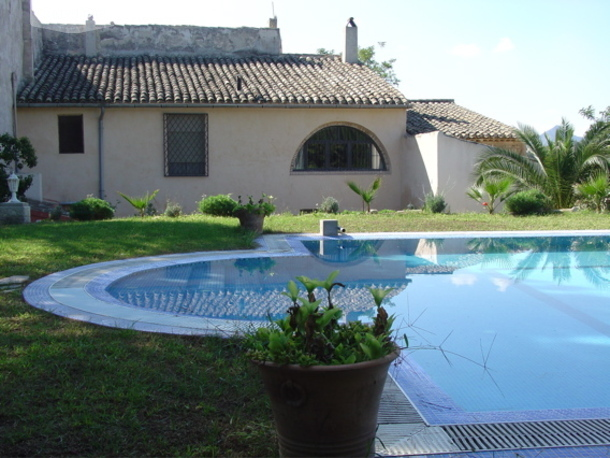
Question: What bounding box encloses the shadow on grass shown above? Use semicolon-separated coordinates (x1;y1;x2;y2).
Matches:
0;295;276;456
0;216;255;279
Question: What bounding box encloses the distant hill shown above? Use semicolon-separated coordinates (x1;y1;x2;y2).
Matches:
540;125;582;144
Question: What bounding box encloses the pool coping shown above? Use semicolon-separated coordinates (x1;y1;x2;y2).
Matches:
22;229;610;457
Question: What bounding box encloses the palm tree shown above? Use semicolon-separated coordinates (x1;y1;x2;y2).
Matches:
347;177;382;212
473;119;610;209
466;176;514;214
573;172;610;213
118;189;159;217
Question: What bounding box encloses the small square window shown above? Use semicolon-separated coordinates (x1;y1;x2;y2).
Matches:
58;115;84;154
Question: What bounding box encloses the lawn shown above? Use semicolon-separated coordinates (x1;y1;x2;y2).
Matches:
1;211;609;456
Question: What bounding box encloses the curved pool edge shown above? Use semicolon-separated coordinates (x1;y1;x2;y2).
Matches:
23;230;610;335
23;233;302;335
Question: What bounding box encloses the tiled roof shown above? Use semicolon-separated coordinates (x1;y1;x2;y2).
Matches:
17;54;409;107
407;99;517;140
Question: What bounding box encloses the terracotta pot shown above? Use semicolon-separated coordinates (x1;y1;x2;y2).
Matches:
253;349;399;457
235;210;265;233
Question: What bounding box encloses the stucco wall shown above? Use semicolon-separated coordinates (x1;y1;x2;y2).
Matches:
404;131;488;213
17;106;407;216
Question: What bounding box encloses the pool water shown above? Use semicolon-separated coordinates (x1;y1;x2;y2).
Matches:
106;235;610;424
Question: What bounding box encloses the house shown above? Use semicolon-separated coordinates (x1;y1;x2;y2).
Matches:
6;0;522;216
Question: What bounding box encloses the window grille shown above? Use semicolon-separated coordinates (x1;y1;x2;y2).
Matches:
294;125;386;172
164;114;208;176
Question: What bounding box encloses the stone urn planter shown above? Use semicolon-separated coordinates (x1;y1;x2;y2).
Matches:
234;209;266;234
232;194;275;234
252;349;399;457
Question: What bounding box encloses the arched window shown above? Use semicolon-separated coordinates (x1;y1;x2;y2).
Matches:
293;126;386;172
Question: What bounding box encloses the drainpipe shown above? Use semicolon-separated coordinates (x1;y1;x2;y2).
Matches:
98;105;105;199
11;72;18;136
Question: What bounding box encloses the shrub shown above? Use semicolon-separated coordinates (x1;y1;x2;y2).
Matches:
69;197;115;221
118;190;159;217
423;192;447;214
49;206;63;221
0;134;37;202
198;194;237;216
164;200;183;217
234;194;275;217
318;196;339;214
505;190;552;216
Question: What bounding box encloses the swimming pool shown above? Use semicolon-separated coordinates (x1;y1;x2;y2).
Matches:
23;230;610;430
101;232;610;426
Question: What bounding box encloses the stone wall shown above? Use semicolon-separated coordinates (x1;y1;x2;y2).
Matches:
0;0;24;135
40;22;282;57
0;0;43;136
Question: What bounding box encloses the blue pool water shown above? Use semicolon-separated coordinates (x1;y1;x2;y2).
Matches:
106;235;610;424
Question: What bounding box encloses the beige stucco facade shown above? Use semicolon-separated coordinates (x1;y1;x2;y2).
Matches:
405;131;491;212
17;106;408;216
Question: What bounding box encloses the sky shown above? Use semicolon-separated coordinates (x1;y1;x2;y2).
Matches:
31;0;610;136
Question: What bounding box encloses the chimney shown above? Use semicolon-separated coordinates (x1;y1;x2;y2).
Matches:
85;15;97;56
343;17;358;64
269;16;278;28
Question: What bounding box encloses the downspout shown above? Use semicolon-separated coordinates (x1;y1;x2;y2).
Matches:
98;104;105;199
11;72;18;136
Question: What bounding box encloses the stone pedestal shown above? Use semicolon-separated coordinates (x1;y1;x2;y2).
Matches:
320;219;339;236
0;202;31;224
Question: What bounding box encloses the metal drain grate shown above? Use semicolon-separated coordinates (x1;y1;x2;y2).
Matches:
443;418;610;452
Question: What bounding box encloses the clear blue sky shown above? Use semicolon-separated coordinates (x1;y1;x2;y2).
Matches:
32;0;610;136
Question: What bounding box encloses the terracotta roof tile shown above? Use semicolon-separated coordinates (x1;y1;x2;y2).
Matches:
18;54;408;107
407;99;517;140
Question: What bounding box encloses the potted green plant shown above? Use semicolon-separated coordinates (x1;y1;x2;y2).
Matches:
233;194;275;234
245;271;400;457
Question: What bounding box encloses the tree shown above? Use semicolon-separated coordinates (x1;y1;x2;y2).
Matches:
347;177;382;212
0;133;37;202
573;173;610;213
357;43;400;86
466;177;514;214
317;43;400;86
118;189;159;217
472;119;610;209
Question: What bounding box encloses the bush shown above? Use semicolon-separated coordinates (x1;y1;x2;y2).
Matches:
198;194;237;216
505;190;552;216
164;200;183;217
49;206;63;221
318;196;339;214
423;192;447;214
69;197;115;221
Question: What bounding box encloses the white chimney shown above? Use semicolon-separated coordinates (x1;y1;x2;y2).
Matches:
343;18;358;64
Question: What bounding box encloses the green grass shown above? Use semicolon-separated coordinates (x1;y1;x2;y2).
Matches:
0;211;608;456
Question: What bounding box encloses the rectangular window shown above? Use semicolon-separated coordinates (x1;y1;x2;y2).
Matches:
58;115;84;153
164;114;208;176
